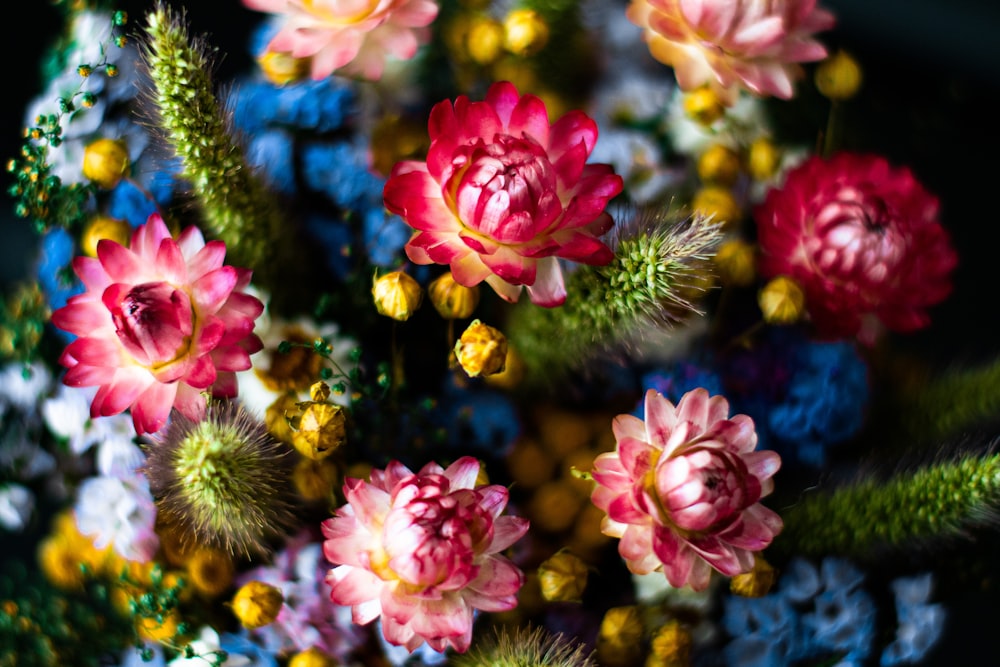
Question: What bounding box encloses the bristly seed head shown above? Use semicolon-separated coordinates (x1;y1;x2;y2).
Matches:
142;400;297;560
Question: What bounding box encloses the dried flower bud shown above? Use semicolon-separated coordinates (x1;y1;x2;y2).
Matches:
598;605;644;667
82;138;129;189
257;51;310;86
231;580;284;629
697;144;741;187
483;344;525;390
746;137;782;181
81;215;131;257
537;550;589;602
759;275;805;325
714;239;756;287
428;272;480;319
288;648;334;667
683;87;726;125
504;9;549;57
290;401;347;460
292;457;339;502
692;186;742;229
815;50;863;100
455;319;508;377
372;271;423;321
647;620;692;667
729;556;777;597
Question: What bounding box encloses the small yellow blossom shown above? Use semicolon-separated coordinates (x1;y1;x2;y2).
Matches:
692;186;742;229
504;9;549;57
257;51;310;86
231;580;284;629
697;144;742;187
185;547;235;598
746;137;782;181
81;215;132;257
815;50;863;100
82;137;129;189
372;271;423;321
682;87;726;125
730;556;777;597
759;275;806;325
537;550;589;602
288;647;334;667
714;239;757;287
467;16;505;65
454;319;508;377
647;620;693;667
428;272;480;319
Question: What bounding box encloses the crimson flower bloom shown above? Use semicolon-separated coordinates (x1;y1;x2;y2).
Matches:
50;214;264;435
322;456;529;653
626;0;834;101
755;152;958;344
591;388;782;592
383;81;623;307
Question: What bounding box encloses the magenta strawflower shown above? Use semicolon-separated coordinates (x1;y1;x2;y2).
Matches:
755;152;958;344
242;0;440;81
383;80;624;307
50;213;264;435
591;388;782;592
626;0;835;101
322;456;529;653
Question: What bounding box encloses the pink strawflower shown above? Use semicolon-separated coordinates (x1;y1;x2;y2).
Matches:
591;388;782;592
322;456;529;653
243;0;440;81
626;0;835;101
383;81;624;307
755;152;958;345
50;214;264;435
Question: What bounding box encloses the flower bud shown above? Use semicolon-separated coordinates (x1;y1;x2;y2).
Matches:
290;401;347;460
372;271;423;321
288;648;334;667
455;319;507;377
598;606;644;667
483;344;525;390
293;457;339;502
185;547;235;598
257;51;310;86
714;239;756;287
729;556;776;597
467;16;505;65
759;275;805;325
746;137;782;181
231;580;284;629
504;9;549;57
682;87;726;125
82;138;129;189
692;186;742;229
815;50;863;100
537;550;589;602
697;144;741;187
428;272;479;319
81;215;131;257
647;620;692;667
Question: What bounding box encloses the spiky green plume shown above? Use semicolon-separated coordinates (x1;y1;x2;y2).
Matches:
894;357;1000;447
143;401;295;559
139;4;284;290
451;625;596;667
775;453;1000;560
505;208;723;386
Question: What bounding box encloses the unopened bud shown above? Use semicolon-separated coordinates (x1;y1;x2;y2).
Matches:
455;319;507;377
231;580;284;630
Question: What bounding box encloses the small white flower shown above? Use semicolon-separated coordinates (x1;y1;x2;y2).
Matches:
0;362;51;414
74;469;158;562
167;627;251;667
0;484;34;531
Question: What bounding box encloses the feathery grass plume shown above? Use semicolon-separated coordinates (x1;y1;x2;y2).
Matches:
139;3;284;291
451;625;596;667
505;206;723;387
142;400;296;560
774;452;1000;561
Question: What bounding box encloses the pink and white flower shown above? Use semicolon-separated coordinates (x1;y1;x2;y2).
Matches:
626;0;835;101
242;0;440;81
754;152;958;344
50;214;264;435
383;81;624;307
591;388;782;591
322;456;529;653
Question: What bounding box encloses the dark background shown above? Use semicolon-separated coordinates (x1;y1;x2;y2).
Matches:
2;2;1000;664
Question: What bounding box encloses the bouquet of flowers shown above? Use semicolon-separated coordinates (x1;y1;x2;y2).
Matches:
2;0;994;665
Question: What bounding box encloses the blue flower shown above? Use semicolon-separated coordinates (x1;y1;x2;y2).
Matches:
881;574;946;665
218;631;279;667
35;228;83;322
633;361;723;418
246;129;296;195
301;139;385;211
229;77;356;136
364;209;411;268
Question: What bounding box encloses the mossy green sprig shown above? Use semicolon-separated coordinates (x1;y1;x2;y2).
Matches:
775;453;1000;561
505;208;722;387
139;3;285;291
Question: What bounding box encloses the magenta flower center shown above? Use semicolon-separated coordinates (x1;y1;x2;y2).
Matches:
110;281;194;368
809;188;907;281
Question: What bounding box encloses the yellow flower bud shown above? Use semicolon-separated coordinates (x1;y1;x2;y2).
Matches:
713;239;757;287
697;144;741;187
428;272;480;319
231;580;284;630
185;547;235;598
257;51;310;86
372;271;423;321
504;9;550;57
647;620;692;667
598;606;644;667
682;87;726;126
467;16;505;65
265;392;300;445
746;137;782;181
527;480;582;534
758;275;805;325
815;49;863;100
82;138;129;189
38;535;86;591
729;556;777;598
455;319;508;377
483;344;525;390
293;457;339;502
692;186;742;229
288;647;334;667
537;550;589;602
81;215;132;257
290;401;347;460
